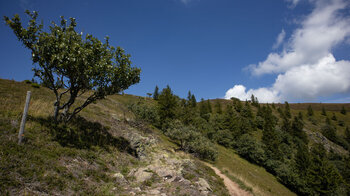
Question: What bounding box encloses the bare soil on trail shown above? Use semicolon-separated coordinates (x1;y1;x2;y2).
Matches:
204;163;253;196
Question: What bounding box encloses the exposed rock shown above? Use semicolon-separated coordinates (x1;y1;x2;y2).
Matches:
124;131;157;159
112;172;124;179
112;172;127;183
196;178;212;192
130;168;153;182
132;187;141;192
304;128;348;155
147;189;161;195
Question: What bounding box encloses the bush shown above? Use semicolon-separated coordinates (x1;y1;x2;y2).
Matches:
128;101;159;125
234;134;266;165
214;129;234;148
31;83;40;88
165;120;218;161
186;132;218;161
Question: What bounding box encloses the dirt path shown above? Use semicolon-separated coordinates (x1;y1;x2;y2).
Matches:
204;163;253;196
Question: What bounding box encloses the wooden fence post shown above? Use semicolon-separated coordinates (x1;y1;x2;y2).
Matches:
18;91;31;144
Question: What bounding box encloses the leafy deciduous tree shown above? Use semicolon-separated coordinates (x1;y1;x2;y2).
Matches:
4;11;141;122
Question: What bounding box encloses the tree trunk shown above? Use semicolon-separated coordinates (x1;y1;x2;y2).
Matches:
53;100;60;122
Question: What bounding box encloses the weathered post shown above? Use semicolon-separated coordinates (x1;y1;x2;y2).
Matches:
18;91;31;144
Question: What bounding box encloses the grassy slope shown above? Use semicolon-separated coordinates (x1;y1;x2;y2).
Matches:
214;145;296;196
2;79;348;195
0;79;139;195
0;79;230;195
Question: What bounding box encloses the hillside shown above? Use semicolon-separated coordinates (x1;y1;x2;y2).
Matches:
1;79;350;195
0;79;229;195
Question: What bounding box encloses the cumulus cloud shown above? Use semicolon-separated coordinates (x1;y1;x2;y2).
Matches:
225;0;350;102
250;0;350;75
273;54;350;100
272;29;286;49
224;85;281;103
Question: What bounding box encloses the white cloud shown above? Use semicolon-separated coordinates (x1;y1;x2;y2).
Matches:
224;85;281;103
251;0;350;76
273;54;350;101
272;29;286;49
226;0;350;103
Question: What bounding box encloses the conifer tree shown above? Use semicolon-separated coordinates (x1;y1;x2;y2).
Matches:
158;85;178;123
321;106;327;116
331;113;337;121
206;99;212;113
215;101;222;114
187;91;192;103
307;105;314;116
235;100;243;113
345;126;350;144
307;144;342;195
295;143;310;175
292;116;308;144
223;104;236;133
341;106;346;115
281;116;291;133
298;111;303;121
190;94;197;108
261;105;280;159
199;98;209;121
153;85;159;100
284;101;291;118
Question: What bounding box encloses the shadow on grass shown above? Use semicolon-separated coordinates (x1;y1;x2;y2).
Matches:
28;115;136;154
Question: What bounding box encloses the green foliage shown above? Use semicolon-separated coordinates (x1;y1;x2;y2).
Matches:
128;100;159;124
187;91;197;108
4;11;140;122
321;124;337;143
24;79;32;84
157;85;178;124
291;116;308;144
214;129;234;148
31;82;40;88
306;144;343;195
206;99;212;113
331;113;337;121
165;120;217;161
153;85;159;100
298;112;303;121
284;101;291;118
307;105;314;116
346;126;350;144
199;98;211;121
340;106;346;115
250;94;259;107
234;134;266;165
261;106;281;159
214;101;222;114
294;143;310;175
322;106;327;116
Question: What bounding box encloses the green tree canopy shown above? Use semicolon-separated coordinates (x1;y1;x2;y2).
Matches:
307;105;314;116
153;85;159;100
4;11;140;122
340;106;346;115
158;85;178;123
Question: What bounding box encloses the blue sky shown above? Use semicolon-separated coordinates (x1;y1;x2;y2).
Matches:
1;0;350;103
